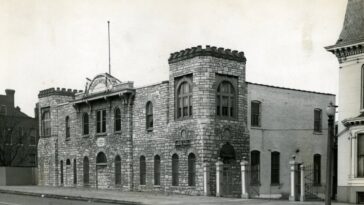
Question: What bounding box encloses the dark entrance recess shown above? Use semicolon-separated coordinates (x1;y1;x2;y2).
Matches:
219;142;236;164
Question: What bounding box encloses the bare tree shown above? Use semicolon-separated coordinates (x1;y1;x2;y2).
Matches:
0;114;33;166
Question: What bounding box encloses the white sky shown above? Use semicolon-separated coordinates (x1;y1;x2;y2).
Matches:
0;0;347;117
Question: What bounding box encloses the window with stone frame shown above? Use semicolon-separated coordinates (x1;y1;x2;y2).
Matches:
358;134;364;177
114;108;121;132
115;155;121;185
0;105;6;115
175;75;193;119
96;110;107;133
41;108;51;137
216;81;236;118
82;113;89;135
314;109;322;132
188;153;196;186
251;101;261;127
29;128;36;146
271;151;280;185
83;157;89;186
65;116;70;140
73;159;77;185
314;154;321;185
146;102;153;131
140;156;146;185
172;154;179;186
361;65;364;109
29;153;36;165
60;160;64;185
17;127;24;145
251;150;260;185
5;128;12;145
154;155;160;186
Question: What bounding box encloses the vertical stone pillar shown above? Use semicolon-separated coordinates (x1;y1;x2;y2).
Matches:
203;162;210;196
215;159;223;197
289;158;298;201
240;158;249;199
300;164;305;202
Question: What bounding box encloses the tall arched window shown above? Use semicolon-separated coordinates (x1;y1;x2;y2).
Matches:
177;81;192;119
188;153;196;186
60;160;64;185
115;155;121;185
82;113;89;135
361;65;364;109
66;159;71;165
154;155;160;185
83;157;89;186
314;154;321;185
41;109;51;136
146;102;153;131
172;154;179;186
216;81;235;118
271;152;280;185
251;150;260;185
140;156;146;185
73;159;77;185
114;108;121;132
65;116;70;140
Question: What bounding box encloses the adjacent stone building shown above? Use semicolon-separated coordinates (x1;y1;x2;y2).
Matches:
326;0;364;203
37;46;249;196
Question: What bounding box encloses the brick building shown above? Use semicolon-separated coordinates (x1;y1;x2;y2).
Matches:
0;89;38;167
37;45;335;198
37;46;249;196
247;83;335;199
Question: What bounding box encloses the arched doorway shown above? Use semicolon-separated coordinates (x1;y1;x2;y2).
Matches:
219;142;237;197
96;152;108;189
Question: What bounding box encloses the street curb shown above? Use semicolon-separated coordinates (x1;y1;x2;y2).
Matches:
0;188;143;205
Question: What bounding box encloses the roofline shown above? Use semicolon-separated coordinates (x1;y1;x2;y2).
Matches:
246;82;336;96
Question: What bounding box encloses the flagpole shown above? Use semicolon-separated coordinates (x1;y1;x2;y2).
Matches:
108;21;111;75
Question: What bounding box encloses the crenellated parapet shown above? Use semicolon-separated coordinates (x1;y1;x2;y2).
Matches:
38;87;82;98
168;45;246;64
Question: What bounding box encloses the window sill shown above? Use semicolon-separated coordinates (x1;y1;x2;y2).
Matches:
95;133;107;137
65;139;70;142
313;131;323;135
153;185;161;188
114;131;122;134
216;116;238;121
83;134;90;138
270;183;280;186
146;128;153;133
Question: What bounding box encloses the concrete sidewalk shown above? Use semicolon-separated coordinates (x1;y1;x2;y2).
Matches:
0;186;352;205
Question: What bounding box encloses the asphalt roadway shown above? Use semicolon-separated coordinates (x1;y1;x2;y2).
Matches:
0;193;119;205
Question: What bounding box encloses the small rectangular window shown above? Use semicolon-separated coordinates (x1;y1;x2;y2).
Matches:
314;109;322;132
251;101;261;127
0;105;6;115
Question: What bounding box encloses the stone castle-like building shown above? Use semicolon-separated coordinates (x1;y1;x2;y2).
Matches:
37;45;335;198
38;46;249;196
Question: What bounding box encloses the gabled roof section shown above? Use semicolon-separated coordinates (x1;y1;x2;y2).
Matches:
329;0;364;48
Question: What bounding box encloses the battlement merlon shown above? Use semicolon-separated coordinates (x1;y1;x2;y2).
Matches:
168;45;247;64
38;87;82;98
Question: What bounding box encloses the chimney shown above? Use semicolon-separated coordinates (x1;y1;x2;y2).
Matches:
5;89;15;108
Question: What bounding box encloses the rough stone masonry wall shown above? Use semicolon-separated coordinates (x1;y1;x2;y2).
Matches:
38;93;74;186
167;53;249;196
132;82;170;192
56;98;133;190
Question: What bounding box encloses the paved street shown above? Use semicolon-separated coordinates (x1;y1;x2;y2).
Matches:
0;193;118;205
0;186;353;205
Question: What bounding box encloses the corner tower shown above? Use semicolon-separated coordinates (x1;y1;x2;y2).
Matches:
167;45;249;196
326;0;364;203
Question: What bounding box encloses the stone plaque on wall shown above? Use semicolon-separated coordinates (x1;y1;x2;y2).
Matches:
96;137;106;147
